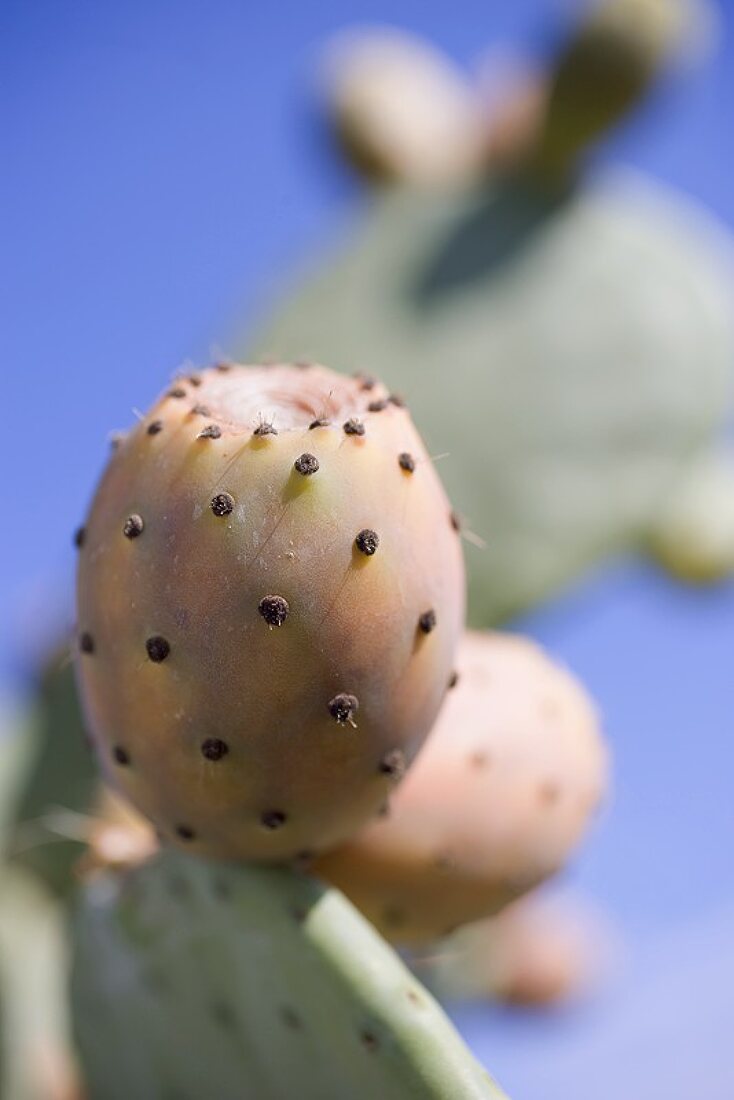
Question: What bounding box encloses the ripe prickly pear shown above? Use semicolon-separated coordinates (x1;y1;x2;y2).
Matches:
313;631;608;943
74;362;465;861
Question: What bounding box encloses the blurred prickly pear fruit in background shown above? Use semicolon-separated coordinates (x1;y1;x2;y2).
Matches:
74;362;465;861
322;27;486;186
71;851;505;1100
423;890;612;1008
313;631;607;944
324;0;712;188
254;0;734;626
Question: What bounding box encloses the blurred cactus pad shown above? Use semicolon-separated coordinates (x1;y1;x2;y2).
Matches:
3;657;97;895
71;850;505;1100
253;0;734;625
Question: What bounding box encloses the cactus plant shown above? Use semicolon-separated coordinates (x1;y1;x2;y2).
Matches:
253;0;734;626
74;361;465;860
0;708;82;1100
71;849;505;1099
313;631;608;944
0;865;78;1100
3;655;97;896
323;0;707;188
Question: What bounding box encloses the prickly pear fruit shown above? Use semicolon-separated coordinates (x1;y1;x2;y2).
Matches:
313;631;607;943
71;850;505;1100
422;891;610;1008
323;27;485;186
647;448;734;581
74;362;465;861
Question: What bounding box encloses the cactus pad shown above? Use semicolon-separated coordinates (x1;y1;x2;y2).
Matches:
254;174;734;624
71;849;504;1099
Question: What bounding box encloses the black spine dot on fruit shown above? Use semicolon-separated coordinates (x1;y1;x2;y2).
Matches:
540;781;560;805
79;632;94;654
388;393;406;408
123;513;144;539
418;609;437;634
328;692;359;724
74;526;86;549
294;360;314;370
109;432;125;450
398;452;416;473
261;810;287;830
176;825;195;841
191;404;211;416
146;635;170;662
448;670;459;689
450;511;461;532
367;399;387;412
308;417;330;430
210;492;234;517
258;594;289;627
188;373;202;386
343;418;365;436
354;372;376;391
253;421;277;437
147;419;163;435
378;749;406;778
113;745;130;766
168;387;186;399
355;529;379;556
215;361;232;372
201;738;229;761
198;424;222;439
294;452;319;476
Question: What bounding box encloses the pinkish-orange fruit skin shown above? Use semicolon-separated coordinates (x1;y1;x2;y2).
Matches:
427;892;605;1007
313;631;608;942
74;363;465;861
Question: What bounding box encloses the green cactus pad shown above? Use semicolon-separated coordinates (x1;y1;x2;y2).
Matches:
0;865;74;1100
5;659;97;895
0;709;35;844
71;849;504;1100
